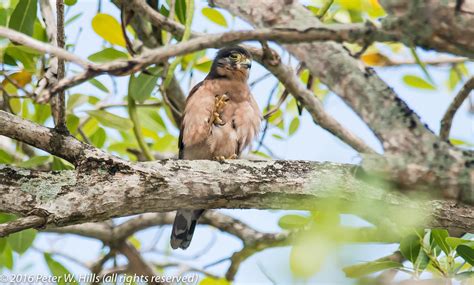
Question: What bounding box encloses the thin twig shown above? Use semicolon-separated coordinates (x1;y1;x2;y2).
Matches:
0;215;46;237
440;76;474;141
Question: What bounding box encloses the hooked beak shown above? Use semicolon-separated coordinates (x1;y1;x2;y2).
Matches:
240;58;252;69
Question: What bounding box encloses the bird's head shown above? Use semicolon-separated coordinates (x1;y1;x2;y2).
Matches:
207;46;252;81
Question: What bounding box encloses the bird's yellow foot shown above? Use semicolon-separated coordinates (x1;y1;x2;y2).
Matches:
212;94;229;126
214;154;237;162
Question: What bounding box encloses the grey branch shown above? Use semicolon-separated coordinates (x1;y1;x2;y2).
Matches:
0;27;89;68
440;76;474;141
0;215;46;237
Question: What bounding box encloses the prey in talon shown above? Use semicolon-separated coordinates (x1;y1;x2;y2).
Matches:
212;94;229;126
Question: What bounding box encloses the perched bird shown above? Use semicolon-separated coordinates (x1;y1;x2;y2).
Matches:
170;46;262;250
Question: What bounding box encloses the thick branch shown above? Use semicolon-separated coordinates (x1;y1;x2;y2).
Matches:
440;76;474;141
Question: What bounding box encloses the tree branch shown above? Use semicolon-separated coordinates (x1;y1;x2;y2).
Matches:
0;215;46;237
440;76;474;141
0;27;89;68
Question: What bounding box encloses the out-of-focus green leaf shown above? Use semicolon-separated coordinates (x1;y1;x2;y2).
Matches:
0;244;13;269
5;46;36;71
431;229;451;255
202;8;228;27
33;19;47;42
82;118;99;137
91;13;126;47
457;245;474;266
402;75;436;90
414;246;429;272
194;57;212;73
33;103;51;124
66;114;80;133
450;138;474;147
90;127;106;148
272;134;285;140
153;134;176;153
343;260;402;278
88;78;109;93
9;97;21;114
448;68;462;91
175;0;187;24
8;0;37;36
455;271;474;280
51;157;74;171
0;238;6;253
87;110;133;131
44;253;78;285
67;93;89;111
64;0;77;6
251;150;271;159
7;228;36;254
199;277;230;285
446;237;473;249
127;236;141;249
17;156;50;168
290;236;331;278
129;68;161;103
0;150;13;164
409;47;433;84
65;12;82;26
289;117;300;136
88;48;128;63
278;214;309;230
0;8;7;26
400;234;420;263
138;109;166;133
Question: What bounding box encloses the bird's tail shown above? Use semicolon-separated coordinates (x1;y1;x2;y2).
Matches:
170;209;204;250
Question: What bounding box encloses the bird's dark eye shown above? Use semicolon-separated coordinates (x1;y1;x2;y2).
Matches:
229;53;239;60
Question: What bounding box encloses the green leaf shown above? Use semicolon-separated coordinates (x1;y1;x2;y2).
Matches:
88;48;128;63
91;13;126;47
7;228;36;254
175;0;187;24
90;127;106;148
129;68;161;103
44;253;78;285
431;228;451;255
409;47;434;84
5;46;36;71
127;236;141;249
65;12;83;26
33;103;51;124
343;260;402;278
0;244;13;269
290;237;331;278
455;271;474;280
400;234;421;263
414;246;430;272
8;0;37;36
448;68;461;91
0;238;6;253
87;110;133;131
278;214;309;230
17;156;50;168
457;245;474;266
402;75;436;90
67;93;89;111
64;0;77;6
289;117;300;136
446;237;473;250
51;157;74;171
202;8;228;27
199;277;230;285
0;149;14;164
88;78;109;93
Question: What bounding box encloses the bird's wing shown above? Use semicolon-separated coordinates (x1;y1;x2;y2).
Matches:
232;93;262;155
179;81;214;159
